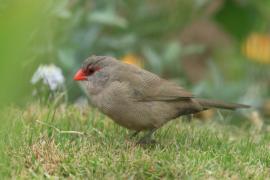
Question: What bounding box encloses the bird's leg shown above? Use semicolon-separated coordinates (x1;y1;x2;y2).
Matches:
187;114;193;121
129;131;140;139
183;114;193;122
137;129;157;144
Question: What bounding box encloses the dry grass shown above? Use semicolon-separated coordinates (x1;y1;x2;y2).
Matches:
25;136;64;175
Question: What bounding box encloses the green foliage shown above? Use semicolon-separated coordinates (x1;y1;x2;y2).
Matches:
1;0;269;103
0;0;269;104
0;0;51;107
214;0;260;40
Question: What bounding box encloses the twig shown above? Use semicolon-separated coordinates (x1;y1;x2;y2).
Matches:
91;127;105;138
36;120;85;135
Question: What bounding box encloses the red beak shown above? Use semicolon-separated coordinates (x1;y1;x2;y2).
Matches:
74;69;87;81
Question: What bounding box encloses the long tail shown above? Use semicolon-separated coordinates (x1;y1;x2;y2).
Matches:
196;98;250;110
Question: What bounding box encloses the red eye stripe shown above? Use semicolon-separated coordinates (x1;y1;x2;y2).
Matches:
94;66;101;71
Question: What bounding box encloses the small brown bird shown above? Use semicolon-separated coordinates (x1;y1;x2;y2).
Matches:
74;55;249;144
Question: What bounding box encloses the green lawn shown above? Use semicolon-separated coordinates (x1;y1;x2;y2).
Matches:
0;103;270;179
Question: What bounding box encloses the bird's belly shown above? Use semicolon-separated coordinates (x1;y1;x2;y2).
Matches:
92;94;179;131
102;105;156;131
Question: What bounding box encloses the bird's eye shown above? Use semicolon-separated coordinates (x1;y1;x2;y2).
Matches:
85;67;94;75
85;65;101;76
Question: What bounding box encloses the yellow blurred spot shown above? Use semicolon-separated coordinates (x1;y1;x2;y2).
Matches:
242;33;270;64
121;54;144;67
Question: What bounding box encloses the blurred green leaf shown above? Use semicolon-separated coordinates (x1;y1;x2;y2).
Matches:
163;42;182;63
142;46;162;74
53;0;71;19
88;9;128;28
182;44;206;55
58;48;75;69
215;0;260;40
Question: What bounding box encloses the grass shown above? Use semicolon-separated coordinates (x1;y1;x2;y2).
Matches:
0;103;270;179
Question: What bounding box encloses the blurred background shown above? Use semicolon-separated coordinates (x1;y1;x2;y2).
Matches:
0;0;269;123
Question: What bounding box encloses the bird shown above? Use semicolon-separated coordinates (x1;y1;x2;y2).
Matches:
74;55;249;144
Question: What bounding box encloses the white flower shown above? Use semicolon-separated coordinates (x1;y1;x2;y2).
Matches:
31;64;65;91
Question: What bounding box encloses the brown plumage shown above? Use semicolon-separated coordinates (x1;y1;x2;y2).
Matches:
74;55;249;143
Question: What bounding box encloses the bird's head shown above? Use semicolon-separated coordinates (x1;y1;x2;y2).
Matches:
74;55;118;95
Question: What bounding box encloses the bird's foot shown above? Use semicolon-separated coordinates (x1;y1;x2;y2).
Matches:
129;131;140;139
137;137;157;145
136;129;157;145
183;114;193;122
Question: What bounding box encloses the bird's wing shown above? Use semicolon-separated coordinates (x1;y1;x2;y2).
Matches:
113;64;194;101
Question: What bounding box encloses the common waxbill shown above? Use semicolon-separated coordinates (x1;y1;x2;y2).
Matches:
74;55;249;144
